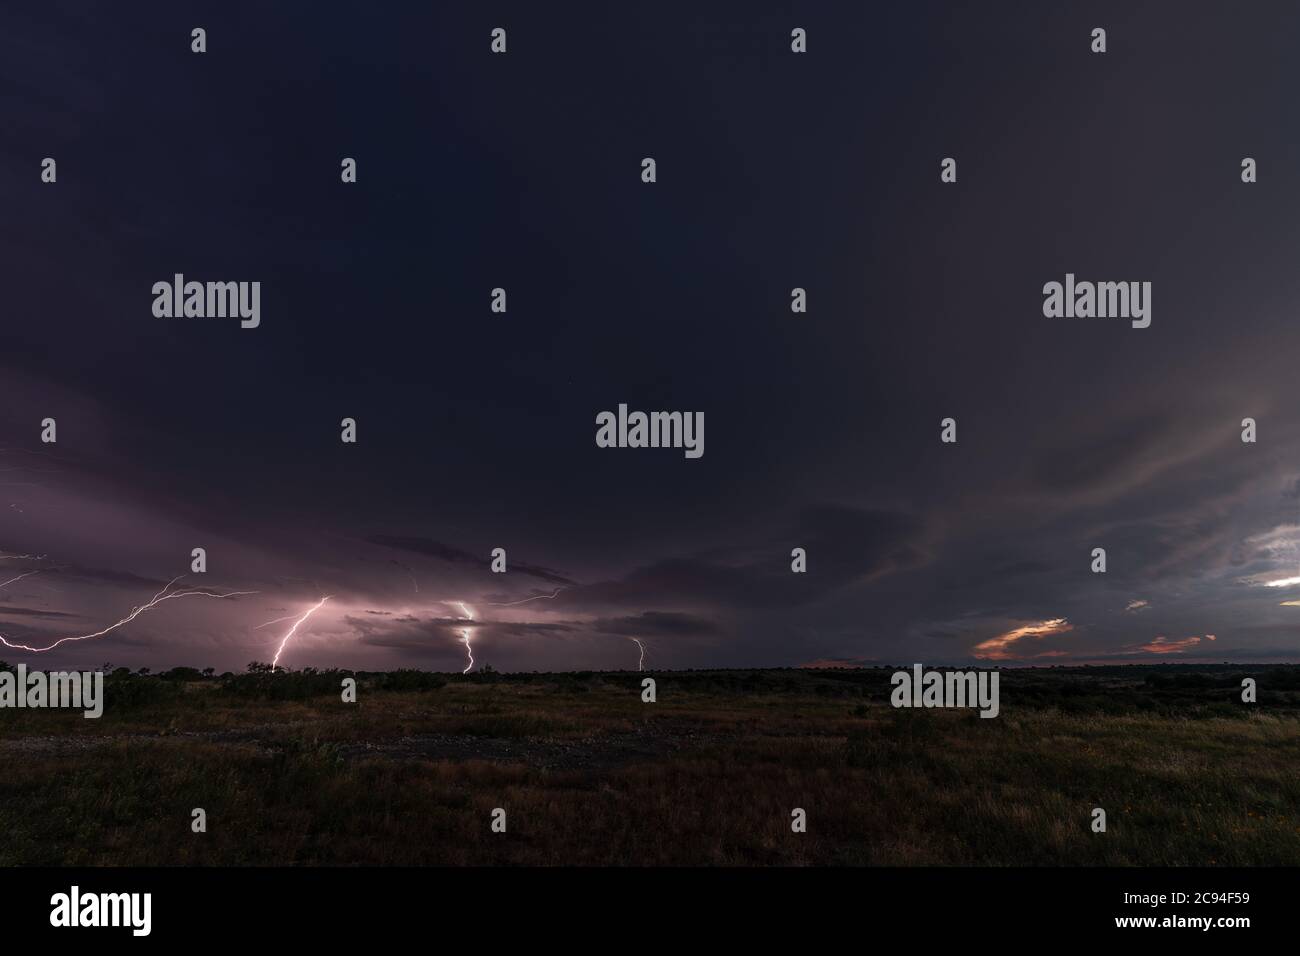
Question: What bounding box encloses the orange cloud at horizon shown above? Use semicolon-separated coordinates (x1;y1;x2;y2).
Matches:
1137;634;1216;655
972;618;1073;660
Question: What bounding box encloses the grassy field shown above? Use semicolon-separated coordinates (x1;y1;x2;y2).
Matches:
2;664;1298;866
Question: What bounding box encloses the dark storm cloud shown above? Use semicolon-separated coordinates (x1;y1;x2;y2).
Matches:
567;505;928;611
364;536;577;586
0;618;77;644
347;612;579;649
487;620;580;637
1031;414;1177;495
56;566;172;589
348;614;458;650
989;558;1054;577
590;611;720;637
4;3;1300;671
0;605;82;619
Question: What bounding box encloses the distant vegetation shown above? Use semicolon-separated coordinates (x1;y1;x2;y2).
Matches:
1;664;1297;865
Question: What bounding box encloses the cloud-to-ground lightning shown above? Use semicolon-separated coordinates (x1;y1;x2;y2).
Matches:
487;586;567;607
630;637;646;671
454;601;475;673
270;596;331;672
0;576;257;654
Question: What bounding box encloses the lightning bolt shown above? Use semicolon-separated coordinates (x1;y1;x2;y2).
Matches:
629;637;646;671
270;596;331;672
454;601;475;673
0;569;42;589
0;575;257;654
256;611;305;630
487;586;567;607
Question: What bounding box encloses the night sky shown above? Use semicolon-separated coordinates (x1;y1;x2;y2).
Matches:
3;2;1300;673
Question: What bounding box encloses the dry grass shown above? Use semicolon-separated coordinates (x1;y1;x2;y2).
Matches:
2;667;1298;865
